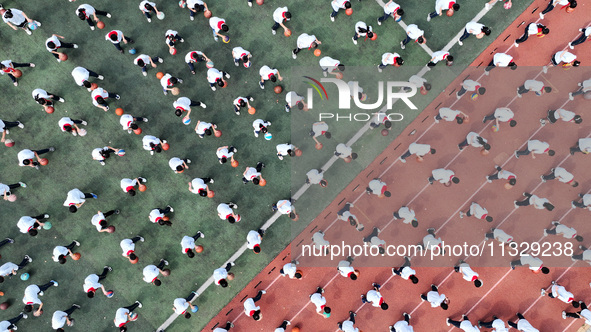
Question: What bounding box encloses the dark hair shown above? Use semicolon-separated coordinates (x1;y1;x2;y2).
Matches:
294;272;302;279
23;159;31;166
83;81;91;88
154;279;161;286
575;235;584;242
96;97;105;105
239;99;247;107
59;256;67;264
572;301;580;308
47;41;56;49
228;216;236;223
204;129;212;136
261;127;268;134
253;245;261;254
184;312;192;319
253;178;260;185
220;157;227;164
87;291;95;298
351;153;358;160
284;11;292;19
384;120;392;129
344;2;351;8
484;144;491;150
129;253;137;260
324;307;331;313
169;77;178;85
485;216;493;222
24;305;33;312
128;189;136;196
456;117;464;124
78;10;86;20
483;27;491;35
287;149;295;157
569;0;577;8
109;34;118;41
367;31;374;39
120;327;128;332
241;55;249;62
199;190;207;197
383;191;391;198
155;146;162;153
406;275;418;284
64;125;73;132
452;177;460;184
541;267;550;274
69;205;78;213
253;311;261;321
337;64;346;72
544;203;555;211
99;220;107;227
509;178;517;186
130;123;139;130
324;132;332;139
219;279;228;287
0;276;4;283
187;250;195;258
452;3;460;10
574;115;582;124
474;279;482;288
29;229;38;237
175;109;183;117
397;9;404;15
509;120;517;127
509;63;518;70
446;55;454;62
573;61;581;67
269;74;277;83
417;36;425;44
429;148;436;155
136;59;145;67
176;165;184;172
544;86;552;93
380;303;389;310
548;150;555;156
145;4;153;11
441;303;449;310
542;27;550;34
57;329;65;332
217;79;226;87
221;24;229;32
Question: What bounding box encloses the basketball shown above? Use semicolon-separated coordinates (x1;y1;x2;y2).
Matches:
162;269;171;276
381;129;389;136
156;72;164;79
462;116;470;123
248;107;256;115
504;1;512;9
354;270;360;277
292;328;300;332
295;148;302;157
162;142;170;150
45;106;54;114
13;69;22;78
315;143;323;150
504;183;513;190
491;124;499;132
134;128;142;135
274;85;283;94
72;253;81;260
96;21;105;29
90;83;98;90
284;29;291;37
163;216;169;221
157;12;165;20
107;225;116;233
476;32;485;39
128;47;136;55
28;21;40;30
0;302;8;310
195;245;204;253
4;139;14;147
179;0;187;8
259;179;267;186
335;72;344;80
231;159;239;167
138;184;147;192
130;257;139;264
264;133;273;140
314;49;321;57
206;61;214;69
566;6;574;13
214;130;222;137
106;290;114;298
204;10;212;18
183;117;191;125
191;306;199;313
481;149;490;156
170;48;177;55
171;87;180;96
345;8;353;15
34;309;43;317
344;156;352;163
59;53;68;61
416;156;424;163
43;222;52;230
20;273;29;281
420;86;428;95
370;33;377;41
290;212;299;221
7;194;17;202
446;9;454;17
115;108;124;116
223;35;230;43
470;93;478;101
207;190;215;198
39;158;49;166
129;313;138;321
117;149;126;156
256;0;264;4
227;273;235;280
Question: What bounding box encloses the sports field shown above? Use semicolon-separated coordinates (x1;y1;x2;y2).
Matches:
0;0;561;331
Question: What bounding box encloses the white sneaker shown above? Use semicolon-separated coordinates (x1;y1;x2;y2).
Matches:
539;13;544;19
248;1;252;6
254;132;259;137
90;26;95;30
57;59;62;63
352;37;357;45
106;13;112;18
542;66;548;74
26;29;32;35
143;71;147;76
399;157;406;163
147;18;151;22
73;44;79;49
400;41;405;49
377;66;382;73
568;43;574;50
485;3;491;10
200;103;207;108
486;176;492;183
458;40;463;46
459;212;464;218
377;18;382;26
272;29;276;35
211;86;216;91
235;61;239;66
292;52;297;59
18;122;24;128
98;75;104;80
569;93;574;101
214;36;219;42
330;16;335;22
427;14;431;22
128;129;132;134
514;42;519;48
190;16;194;21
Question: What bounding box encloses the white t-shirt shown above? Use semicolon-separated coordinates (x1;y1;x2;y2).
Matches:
282;263;297;278
91;147;108;161
354;21;372;36
186;0;204;8
58;117;74;131
384;1;401;14
139;0;156;12
296;33;317;49
45;36;61;52
160;73;173;88
462;80;480;91
427;291;445;307
520;255;543;271
553;167;573;183
149;209;165;223
273;6;288;23
91;88;108;106
23;285;41;305
335;143;352;158
173;298;189;315
285;91;303;107
393;320;414;332
340;320;359;332
312;122;328;136
114;308;129;327
494;108;514;122
246;230;262;249
174;97;192;111
259;66;278;80
338;260;355;277
399;266;416;279
554;109;576;122
190;178;207;194
83;274;102;292
381;52;401;65
17;149;35;166
312;232;329;249
76;4;96;18
579;309;591;325
143;265;159;283
195;121;212;135
310;293;326;312
469;203;488;219
491;319;509;332
120;178;137;192
217;203;233;220
91;211;106;231
439;108;460;121
529;195;549;209
432;168;454;183
408;143;430;156
142;135;160;150
493;229;513;243
105;30;124;44
207;68;223;84
306;169;324;184
466;132;486;147
209;17;225;32
527;23;539;35
52;246;69;261
423;234;442;250
168;157;184;171
527;140;549;154
243;298;259;316
406;24;423;39
185;51;204;64
134;54;151;66
0;262;18;276
465;22;484;34
243;167;261;181
516;319;539;332
181;236;195;253
120;239;135;256
232;47;250;60
213;267;228;285
435;0;455;12
459;263;479;282
554;51;576;64
17;216;36;233
319;57;340;71
459;320;479;332
63;189;85;206
431;50;449;63
3;8;26;25
366;290;383;307
52;310;68;329
578;138;591;153
276;143;294;156
551;284;574;303
555;224;576;238
493;53;513;67
120;114;134;130
72;67;90;86
524;80;544;92
331;0;349;11
368;179;386;194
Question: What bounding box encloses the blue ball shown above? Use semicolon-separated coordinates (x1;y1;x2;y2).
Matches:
20;273;30;281
129;48;137;55
191;305;198;313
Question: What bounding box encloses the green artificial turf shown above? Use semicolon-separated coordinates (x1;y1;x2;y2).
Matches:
0;0;532;331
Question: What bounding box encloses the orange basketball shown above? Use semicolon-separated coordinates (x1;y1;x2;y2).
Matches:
156;72;164;80
161;269;171;276
446;9;454;17
130;257;139;264
107;225;116;233
292;328;300;332
462;116;470;123
90;83;98;90
284;29;292;37
162;142;170;151
295;148;302;157
39;158;49;166
134;128;142;135
96;21;105;29
314;49;321;57
504;183;513;190
12;70;22;78
416;156;424;163
256;0;264;4
480;149;490;156
214;130;222;137
207;190;215;197
335;72;344;80
420;86;428;95
274;85;283;94
171;87;180;96
72;253;81;260
315;143;323;150
566;6;575;13
227;272;235;280
138;184;147;192
59;53;68;61
204;10;212;18
163;216;170;221
195;245;204;253
345;8;353;15
45;106;55;114
115;108;124;116
344;156;352;163
248;107;256;115
354;269;360;277
231;160;239;168
259;178;267;186
370;33;377;41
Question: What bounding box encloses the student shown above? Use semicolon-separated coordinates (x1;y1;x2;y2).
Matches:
541;167;577;187
195;120;219;138
390;313;413;332
540;281;577;306
570;138;591;155
185;50;210;75
330;0;351;22
63;188;97;213
246;229;265;254
23;281;58;315
91;87;120;111
272;199;295;217
510;255;550;274
252;119;271;137
52;241;80;264
1;60;35;86
217;203;240;223
120;177;147;196
188;177;214;197
232;47;252;67
310;287;331;318
486;166;517;185
420;284;449;310
232;96;253;115
400;24;424;49
209;16;229;42
58;117;87;136
377;1;403;25
18;147;55;169
259;65;282;89
165;29;184;53
272;6;291;35
458;22;491;45
280;262;302;279
456;80;485;99
572;193;591;210
92;146;120;165
71;66;104;90
91;210;120;233
120;236;144;263
292;33;321;59
276;143;296;160
1;7;37;35
427;50;453;67
478;315;509;331
160;73;183;95
244;290;267;321
337;257;358;280
142;135;166;154
17;215;49;236
392;207;418;228
539;0;577;19
45;34;79;62
542;109;582;125
547;50;580;70
105;30;134;54
352;21;374;45
169;157;191;173
285;91;306;112
114;301;142;331
514;23;549;47
514;192;554;211
138;0;161;22
378;53;404;72
174;97;206;120
243;162;265;184
569;27;590;49
399;143;435;163
120;113;148;134
446;315;479;331
149;206;174;226
213;322;235;332
181;232;205;258
422;228;443;252
134;54;163;76
310;121;330;146
361;283;389;310
186;0;209;21
563;301;591;324
458;132;491;151
207;67;229;91
0;181;26;200
142;259;169;286
213;262;235;287
517;80;552;97
319;56;344;77
428;0;460;21
366;178;390;197
76;4;111;30
434;107;467;124
507;313;540;331
83;266;112;298
454;261;483;287
514;140;555;159
173;292;198;318
0;312;28;331
338;311;359;332
485;52;517;74
52;304;80;331
335;143;357;161
0;255;32;281
306;169;327;187
0;118;24;143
